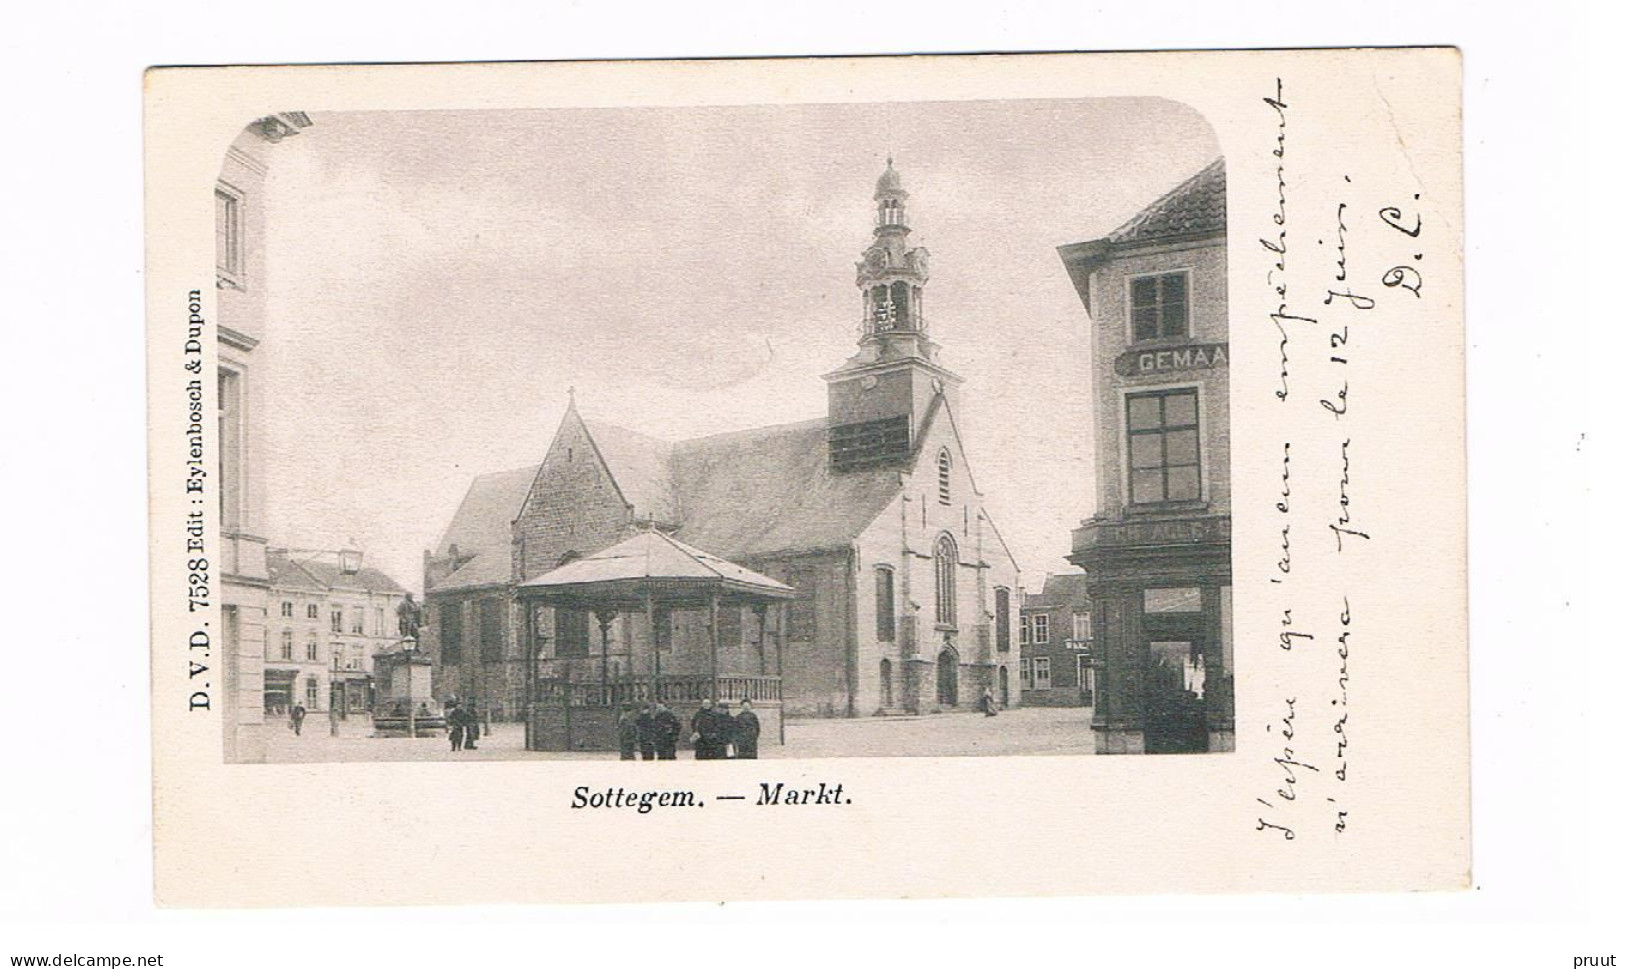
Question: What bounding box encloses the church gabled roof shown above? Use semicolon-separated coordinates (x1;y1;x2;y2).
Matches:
428;463;538;592
668;419;901;560
581;419;678;525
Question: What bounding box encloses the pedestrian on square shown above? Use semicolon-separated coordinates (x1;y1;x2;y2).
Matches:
733;698;761;759
651;702;681;760
447;701;466;752
635;703;657;761
464;700;481;750
979;686;998;717
616;707;640;761
691;698;730;760
290;703;306;736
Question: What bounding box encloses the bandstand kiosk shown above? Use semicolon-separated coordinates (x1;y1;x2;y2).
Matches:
516;530;794;752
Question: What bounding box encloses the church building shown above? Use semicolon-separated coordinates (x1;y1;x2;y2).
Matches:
422;161;1022;726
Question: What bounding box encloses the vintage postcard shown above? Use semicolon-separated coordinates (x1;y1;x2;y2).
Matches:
144;49;1467;905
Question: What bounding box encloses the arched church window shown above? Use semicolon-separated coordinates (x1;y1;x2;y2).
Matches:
934;533;958;627
936;448;952;504
891;281;911;327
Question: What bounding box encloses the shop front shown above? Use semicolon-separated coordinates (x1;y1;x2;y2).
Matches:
1073;514;1232;755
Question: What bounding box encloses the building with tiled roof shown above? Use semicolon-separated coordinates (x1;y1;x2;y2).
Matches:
1056;157;1233;755
424;161;1022;722
263;547;409;720
1018;573;1095;707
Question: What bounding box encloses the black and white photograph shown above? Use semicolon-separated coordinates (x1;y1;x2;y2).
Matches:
212;99;1232;763
0;1;1612;960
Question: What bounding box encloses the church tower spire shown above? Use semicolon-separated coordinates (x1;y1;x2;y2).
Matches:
825;158;962;473
856;157;934;358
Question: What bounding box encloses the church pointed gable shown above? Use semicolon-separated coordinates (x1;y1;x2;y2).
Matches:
907;389;983;500
510;402;639;582
901;387;1019;571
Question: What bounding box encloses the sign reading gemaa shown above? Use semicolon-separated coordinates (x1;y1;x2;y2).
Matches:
1115;342;1229;377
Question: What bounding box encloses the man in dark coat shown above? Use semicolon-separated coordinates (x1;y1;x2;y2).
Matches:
732;698;762;759
616;707;640;761
691;698;730;760
651;702;681;760
289;703;306;736
447;701;466;751
463;700;480;749
635;704;657;761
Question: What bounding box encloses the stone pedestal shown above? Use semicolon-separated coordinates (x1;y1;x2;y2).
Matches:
1094;726;1146;755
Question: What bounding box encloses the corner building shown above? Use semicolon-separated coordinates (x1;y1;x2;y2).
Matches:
423;161;1022;725
214;113;312;761
1057;159;1233;754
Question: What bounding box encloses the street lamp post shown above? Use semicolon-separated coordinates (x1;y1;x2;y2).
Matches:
403;635;418;738
329;654;340;737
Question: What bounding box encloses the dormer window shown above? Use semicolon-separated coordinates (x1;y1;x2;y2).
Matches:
1130;271;1189;342
936;448;952;504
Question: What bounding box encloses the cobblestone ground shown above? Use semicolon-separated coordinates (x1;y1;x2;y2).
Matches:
262;706;1097;763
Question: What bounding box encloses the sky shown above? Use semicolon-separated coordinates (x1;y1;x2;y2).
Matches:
253;98;1220;594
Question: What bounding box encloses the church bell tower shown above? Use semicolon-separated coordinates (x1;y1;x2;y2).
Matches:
826;158;963;472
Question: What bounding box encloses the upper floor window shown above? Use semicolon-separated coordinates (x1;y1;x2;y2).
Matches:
215;184;244;288
1019;615;1032;646
349;609;365;635
1128;388;1201;504
306;603;319;620
875;566;896;642
280;601;293;618
994;588;1011;652
217;368;243;531
934;534;958;627
1032;613;1050;644
1072;611;1092;642
936;448;952;505
1130;272;1189;342
330;608;344;634
279;629;293;661
305;634;318;662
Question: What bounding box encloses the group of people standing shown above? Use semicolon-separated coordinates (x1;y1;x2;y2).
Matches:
446;700;481;752
617;697;762;761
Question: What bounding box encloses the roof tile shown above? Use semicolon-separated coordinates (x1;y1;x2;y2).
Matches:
1106;158;1226;246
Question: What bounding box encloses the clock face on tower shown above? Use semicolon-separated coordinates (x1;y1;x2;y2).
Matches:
865;247;887;272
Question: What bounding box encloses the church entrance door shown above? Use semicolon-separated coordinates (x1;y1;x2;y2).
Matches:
998;665;1009;706
880;658;893;709
936;647;958;707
